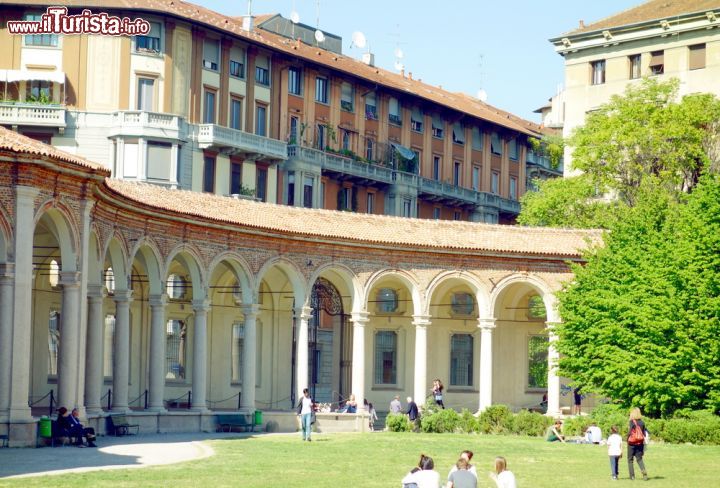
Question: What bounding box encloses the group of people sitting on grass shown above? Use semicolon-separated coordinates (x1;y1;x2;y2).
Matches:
545;408;650;481
401;450;516;488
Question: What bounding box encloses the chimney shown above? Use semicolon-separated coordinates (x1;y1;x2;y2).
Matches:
242;15;254;32
401;68;405;77
361;52;375;66
408;72;413;80
579;19;585;28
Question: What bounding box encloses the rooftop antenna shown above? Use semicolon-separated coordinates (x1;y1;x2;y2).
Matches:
314;0;325;44
476;54;488;102
388;24;406;72
351;31;367;50
290;0;299;38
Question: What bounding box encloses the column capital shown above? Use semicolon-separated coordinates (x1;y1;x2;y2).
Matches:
87;284;106;300
15;185;40;200
294;306;313;320
241;303;261;316
0;262;15;280
192;299;211;312
477;317;496;330
350;311;370;326
113;289;133;303
149;294;168;308
412;315;431;328
59;271;82;287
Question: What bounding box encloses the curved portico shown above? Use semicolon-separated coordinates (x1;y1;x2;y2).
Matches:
0;127;601;446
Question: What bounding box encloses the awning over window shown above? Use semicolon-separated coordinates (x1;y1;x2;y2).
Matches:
390;142;415;160
0;69;66;84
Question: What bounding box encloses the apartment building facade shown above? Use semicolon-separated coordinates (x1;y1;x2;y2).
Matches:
0;1;555;224
548;0;720;173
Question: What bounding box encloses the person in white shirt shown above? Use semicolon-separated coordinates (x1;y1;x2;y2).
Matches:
607;425;623;480
402;454;441;488
296;388;315;442
585;423;603;444
489;456;516;488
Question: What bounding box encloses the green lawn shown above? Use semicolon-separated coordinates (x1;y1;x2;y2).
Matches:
3;432;720;487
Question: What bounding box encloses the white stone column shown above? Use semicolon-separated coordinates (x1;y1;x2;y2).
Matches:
75;199;93;418
9;186;39;422
294;306;312;403
546;322;562;417
84;285;105;415
148;294;168;411
191;299;210;411
0;263;15;421
478;317;496;412
350;311;369;411
57;273;82;412
412;315;431;405
240;304;260;412
112;290;133;412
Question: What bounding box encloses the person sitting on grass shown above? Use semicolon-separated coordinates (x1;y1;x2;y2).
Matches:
447;450;477;478
402;454;440;488
489;456;516;488
546;419;565;442
584;422;602;444
446;457;476;488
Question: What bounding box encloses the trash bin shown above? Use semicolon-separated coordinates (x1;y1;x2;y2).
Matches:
254;410;263;426
39;416;52;438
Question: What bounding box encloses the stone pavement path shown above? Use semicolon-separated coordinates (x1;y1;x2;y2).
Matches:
0;432;235;479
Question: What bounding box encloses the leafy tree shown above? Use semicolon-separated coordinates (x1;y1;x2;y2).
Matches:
519;78;720;228
556;176;720;417
518;175;623;228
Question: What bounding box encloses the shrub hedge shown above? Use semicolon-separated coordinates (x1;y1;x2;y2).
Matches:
388;402;720;444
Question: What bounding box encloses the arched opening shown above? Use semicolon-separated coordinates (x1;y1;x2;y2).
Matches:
491;279;559;411
307;277;350;404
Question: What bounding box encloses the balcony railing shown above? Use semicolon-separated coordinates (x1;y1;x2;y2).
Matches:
197;124;287;160
419;178;479;205
0;103;66;128
288;145;393;183
109;110;184;140
526;150;563;174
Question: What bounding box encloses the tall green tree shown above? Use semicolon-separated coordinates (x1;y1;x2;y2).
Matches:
519;78;720;228
556;176;720;417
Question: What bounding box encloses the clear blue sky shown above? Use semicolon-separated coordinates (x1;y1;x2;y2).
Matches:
200;0;638;121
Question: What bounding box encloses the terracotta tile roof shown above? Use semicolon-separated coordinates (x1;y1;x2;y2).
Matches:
12;0;541;137
105;179;602;257
561;0;720;36
0;126;109;173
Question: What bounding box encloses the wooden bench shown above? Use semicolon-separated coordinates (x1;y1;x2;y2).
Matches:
215;413;257;433
108;415;140;436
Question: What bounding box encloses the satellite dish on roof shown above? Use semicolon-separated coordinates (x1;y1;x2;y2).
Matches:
394;47;404;59
351;31;367;49
477;89;488;102
394;61;404;71
290;11;300;23
314;29;325;43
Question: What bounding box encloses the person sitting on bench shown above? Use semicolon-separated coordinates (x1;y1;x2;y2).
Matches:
58;407;97;447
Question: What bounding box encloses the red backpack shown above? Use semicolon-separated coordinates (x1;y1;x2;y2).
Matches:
628;419;645;445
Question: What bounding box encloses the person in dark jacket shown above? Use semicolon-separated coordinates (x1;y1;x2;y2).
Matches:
627;407;649;481
406;396;419;431
57;407;97;447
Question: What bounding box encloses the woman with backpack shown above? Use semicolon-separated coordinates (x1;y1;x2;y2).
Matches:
627;407;649;481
